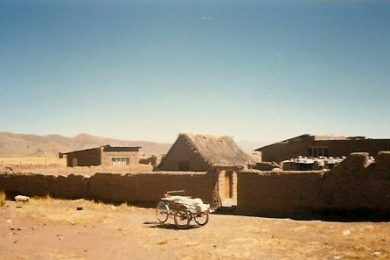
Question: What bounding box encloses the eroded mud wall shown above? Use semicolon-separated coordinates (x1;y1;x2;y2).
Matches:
238;152;390;216
0;171;219;207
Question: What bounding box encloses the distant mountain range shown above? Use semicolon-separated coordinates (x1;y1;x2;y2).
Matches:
0;132;267;157
0;132;171;157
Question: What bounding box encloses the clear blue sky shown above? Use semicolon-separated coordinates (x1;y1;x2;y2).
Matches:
1;0;389;143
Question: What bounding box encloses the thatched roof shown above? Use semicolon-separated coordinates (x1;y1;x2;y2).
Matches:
181;133;255;167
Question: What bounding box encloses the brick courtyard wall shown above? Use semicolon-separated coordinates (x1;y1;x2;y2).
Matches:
237;170;324;216
237;152;390;216
2;152;390;215
0;171;220;208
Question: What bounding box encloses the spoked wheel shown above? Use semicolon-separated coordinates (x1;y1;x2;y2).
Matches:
194;211;209;226
174;210;191;229
156;201;169;224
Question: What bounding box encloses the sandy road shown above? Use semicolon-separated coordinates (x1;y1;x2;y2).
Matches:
1;198;390;260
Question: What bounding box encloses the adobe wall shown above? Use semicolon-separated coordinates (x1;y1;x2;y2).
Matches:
319;152;390;212
238;152;390;216
66;148;101;167
237;170;324;216
2;152;389;216
0;171;219;208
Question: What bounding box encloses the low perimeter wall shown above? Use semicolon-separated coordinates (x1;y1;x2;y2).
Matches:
238;152;390;216
2;152;390;216
0;171;219;208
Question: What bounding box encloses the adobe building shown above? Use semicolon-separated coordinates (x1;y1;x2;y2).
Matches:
256;134;390;163
59;145;141;167
158;133;255;206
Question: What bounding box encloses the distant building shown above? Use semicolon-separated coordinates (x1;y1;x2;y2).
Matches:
59;145;141;167
256;134;390;163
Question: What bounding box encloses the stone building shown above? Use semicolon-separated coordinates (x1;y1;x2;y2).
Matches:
59;145;141;167
158;133;255;205
256;134;390;163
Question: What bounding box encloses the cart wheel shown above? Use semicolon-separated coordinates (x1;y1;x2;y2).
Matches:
156;201;169;224
174;210;191;229
194;211;209;226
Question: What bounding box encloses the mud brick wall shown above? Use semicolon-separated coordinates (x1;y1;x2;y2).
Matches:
319;152;390;212
134;172;217;203
50;175;90;199
238;152;390;216
237;171;324;216
87;172;217;204
0;171;219;207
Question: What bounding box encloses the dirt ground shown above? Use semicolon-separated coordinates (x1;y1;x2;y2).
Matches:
1;198;389;260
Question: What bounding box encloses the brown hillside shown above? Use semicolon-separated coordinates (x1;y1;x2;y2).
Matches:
0;132;171;157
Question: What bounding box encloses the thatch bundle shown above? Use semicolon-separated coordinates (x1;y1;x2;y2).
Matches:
182;133;255;167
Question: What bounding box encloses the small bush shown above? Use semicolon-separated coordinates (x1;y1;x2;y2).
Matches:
0;191;5;207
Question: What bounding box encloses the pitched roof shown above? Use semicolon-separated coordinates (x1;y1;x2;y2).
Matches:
180;133;255;167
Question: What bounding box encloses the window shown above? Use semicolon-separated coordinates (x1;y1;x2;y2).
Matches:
112;158;129;167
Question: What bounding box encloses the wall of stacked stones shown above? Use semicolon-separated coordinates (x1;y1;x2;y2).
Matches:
0;171;219;207
238;152;390;216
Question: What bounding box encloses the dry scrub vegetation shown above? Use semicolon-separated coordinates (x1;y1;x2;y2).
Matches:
0;156;66;167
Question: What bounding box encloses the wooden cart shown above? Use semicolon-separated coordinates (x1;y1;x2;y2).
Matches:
156;190;210;229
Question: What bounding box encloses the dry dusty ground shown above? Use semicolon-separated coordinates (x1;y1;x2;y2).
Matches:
1;198;390;260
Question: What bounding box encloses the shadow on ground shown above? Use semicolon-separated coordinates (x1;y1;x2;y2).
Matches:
143;221;200;230
214;206;390;222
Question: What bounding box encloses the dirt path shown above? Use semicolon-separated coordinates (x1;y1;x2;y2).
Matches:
1;199;390;260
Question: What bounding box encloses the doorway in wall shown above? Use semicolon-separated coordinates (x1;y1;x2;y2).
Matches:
224;171;234;199
72;158;78;167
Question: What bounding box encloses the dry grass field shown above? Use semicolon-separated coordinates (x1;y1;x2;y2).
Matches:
1;197;390;260
0;156;153;175
0;156;66;168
